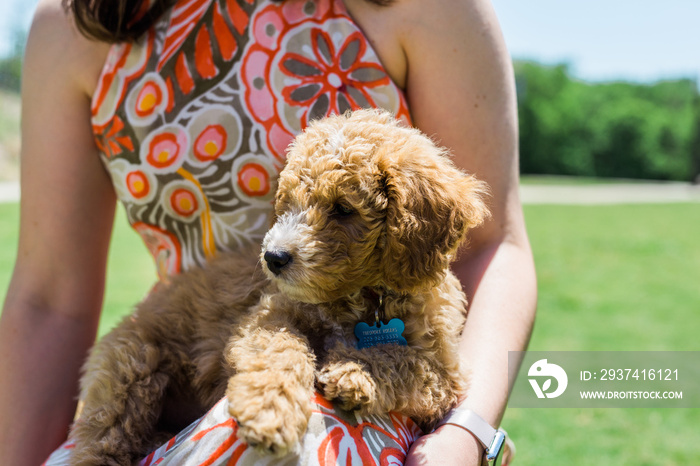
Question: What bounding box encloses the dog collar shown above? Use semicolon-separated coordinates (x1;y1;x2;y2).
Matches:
354;288;407;349
361;287;386;318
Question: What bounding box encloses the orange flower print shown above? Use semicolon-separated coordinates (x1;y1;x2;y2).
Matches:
170;187;199;217
162;179;205;223
141;125;188;173
134;80;163;118
147;133;182;169
194;124;227;162
126;170;151;199
109;158;156;205
280;29;390;123
237;163;270;197
242;0;410;162
186;105;244;168
126;72;168;126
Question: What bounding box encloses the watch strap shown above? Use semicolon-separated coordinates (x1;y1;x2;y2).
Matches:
434;408;495;448
434;408;506;466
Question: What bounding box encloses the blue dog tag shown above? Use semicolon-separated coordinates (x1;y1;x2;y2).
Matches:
354;318;408;349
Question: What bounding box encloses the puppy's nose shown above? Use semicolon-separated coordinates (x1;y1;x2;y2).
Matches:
264;250;293;275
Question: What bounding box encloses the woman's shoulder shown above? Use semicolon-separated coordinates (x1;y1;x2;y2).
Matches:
387;0;503;55
342;0;497;90
26;0;111;98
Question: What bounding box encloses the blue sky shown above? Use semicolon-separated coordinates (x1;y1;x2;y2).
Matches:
493;0;699;82
1;0;698;83
0;0;36;56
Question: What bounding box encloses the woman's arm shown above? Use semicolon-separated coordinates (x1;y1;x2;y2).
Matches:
394;0;537;463
0;1;113;464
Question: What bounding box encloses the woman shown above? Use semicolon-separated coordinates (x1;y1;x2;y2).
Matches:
0;0;536;464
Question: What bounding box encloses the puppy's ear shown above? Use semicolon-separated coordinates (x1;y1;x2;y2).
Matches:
379;142;489;293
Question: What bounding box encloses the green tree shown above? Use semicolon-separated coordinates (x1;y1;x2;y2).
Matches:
691;79;700;184
515;61;697;181
0;28;27;93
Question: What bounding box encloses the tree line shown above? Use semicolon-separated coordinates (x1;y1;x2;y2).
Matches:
0;30;24;94
515;61;700;182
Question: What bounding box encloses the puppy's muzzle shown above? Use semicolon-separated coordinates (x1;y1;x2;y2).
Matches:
264;250;293;275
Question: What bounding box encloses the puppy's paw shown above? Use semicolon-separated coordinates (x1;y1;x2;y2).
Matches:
69;441;131;466
317;361;378;412
69;419;134;466
227;373;308;457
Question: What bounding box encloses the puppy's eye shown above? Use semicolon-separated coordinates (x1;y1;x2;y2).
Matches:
332;203;354;217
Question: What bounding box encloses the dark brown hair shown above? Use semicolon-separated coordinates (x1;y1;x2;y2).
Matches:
63;0;178;43
64;0;392;43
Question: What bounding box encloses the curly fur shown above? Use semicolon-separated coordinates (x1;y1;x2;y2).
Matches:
69;109;489;465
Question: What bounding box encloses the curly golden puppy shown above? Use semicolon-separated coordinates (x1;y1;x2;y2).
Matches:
69;109;489;465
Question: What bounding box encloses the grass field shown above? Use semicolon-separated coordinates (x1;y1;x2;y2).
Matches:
503;204;700;465
1;201;699;464
518;175;686;186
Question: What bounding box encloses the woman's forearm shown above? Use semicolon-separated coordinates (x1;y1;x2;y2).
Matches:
405;233;536;465
454;234;537;426
1;4;116;462
0;295;100;465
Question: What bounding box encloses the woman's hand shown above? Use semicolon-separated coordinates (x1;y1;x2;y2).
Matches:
405;425;483;466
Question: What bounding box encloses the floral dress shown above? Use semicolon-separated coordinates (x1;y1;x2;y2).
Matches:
44;0;420;464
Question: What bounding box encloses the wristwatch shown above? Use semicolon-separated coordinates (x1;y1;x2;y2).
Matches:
434;408;507;466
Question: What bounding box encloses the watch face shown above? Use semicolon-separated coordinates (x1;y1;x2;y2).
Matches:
492;447;503;466
486;430;507;466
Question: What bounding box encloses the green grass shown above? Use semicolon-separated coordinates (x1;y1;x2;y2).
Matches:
519;175;678;186
524;204;700;351
0;203;20;296
502;204;700;465
1;201;699;464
